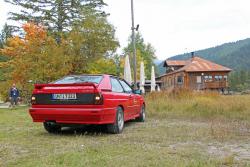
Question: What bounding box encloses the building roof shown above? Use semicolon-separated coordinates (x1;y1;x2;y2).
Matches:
164;60;187;67
158;56;232;78
179;57;232;72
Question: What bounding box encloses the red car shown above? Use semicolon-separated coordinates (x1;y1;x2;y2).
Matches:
29;74;145;134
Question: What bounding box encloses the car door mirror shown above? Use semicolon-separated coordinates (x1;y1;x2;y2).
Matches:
133;89;142;95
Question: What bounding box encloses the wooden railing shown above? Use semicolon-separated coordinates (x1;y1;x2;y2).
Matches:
202;81;228;89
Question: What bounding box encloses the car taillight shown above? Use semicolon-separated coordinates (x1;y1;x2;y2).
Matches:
94;93;103;105
31;95;36;104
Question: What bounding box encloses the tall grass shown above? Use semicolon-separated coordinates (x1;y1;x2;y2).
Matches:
146;90;250;122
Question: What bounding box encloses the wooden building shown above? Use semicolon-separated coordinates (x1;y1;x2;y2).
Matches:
157;56;232;91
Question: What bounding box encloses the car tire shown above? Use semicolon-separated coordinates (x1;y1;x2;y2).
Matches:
107;107;124;134
136;104;146;122
43;122;61;133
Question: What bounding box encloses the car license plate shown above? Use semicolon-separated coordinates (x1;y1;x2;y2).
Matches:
52;94;77;100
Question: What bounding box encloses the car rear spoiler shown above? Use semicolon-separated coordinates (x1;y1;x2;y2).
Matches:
34;82;98;90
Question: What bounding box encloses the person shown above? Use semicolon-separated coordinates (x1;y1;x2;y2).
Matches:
9;83;20;108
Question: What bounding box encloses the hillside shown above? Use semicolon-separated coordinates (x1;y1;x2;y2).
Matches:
157;38;250;75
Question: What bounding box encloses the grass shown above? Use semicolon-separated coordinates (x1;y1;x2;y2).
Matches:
147;90;250;122
0;92;250;167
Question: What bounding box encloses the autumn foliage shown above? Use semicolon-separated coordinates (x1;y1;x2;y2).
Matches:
0;22;118;102
0;23;72;101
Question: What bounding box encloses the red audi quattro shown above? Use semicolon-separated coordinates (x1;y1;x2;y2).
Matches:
29;74;145;134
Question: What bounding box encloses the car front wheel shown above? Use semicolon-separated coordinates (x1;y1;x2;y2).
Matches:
107;107;124;134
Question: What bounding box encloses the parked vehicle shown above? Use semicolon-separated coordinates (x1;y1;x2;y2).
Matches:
29;74;145;134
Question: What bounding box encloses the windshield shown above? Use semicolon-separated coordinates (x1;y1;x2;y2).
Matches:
54;75;103;84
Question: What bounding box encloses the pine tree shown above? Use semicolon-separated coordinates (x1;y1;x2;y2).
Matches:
0;23;13;48
5;0;106;33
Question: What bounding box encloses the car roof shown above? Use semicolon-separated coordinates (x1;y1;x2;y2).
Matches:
58;74;131;89
60;74;128;85
66;74;124;79
65;74;115;77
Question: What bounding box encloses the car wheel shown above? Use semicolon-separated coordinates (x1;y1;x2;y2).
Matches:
107;107;124;134
136;104;146;122
43;122;61;133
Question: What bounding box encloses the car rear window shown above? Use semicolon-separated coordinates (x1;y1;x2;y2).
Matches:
54;75;103;84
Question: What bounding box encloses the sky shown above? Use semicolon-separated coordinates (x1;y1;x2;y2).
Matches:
1;0;250;60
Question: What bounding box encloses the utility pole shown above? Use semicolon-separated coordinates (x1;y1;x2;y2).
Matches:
131;0;138;89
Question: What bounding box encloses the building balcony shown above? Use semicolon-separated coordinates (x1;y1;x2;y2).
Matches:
201;81;228;89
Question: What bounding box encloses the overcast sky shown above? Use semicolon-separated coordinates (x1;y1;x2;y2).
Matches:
1;0;250;60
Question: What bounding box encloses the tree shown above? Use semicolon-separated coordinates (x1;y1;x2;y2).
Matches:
5;0;106;33
66;8;119;74
0;23;72;101
87;58;117;75
0;23;13;49
229;70;250;91
0;23;13;80
0;7;119;101
0;16;119;101
123;32;156;78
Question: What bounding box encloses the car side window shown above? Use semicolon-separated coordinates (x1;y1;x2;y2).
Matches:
110;78;124;93
119;80;133;93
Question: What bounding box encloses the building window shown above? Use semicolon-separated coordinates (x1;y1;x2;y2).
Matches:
204;75;213;82
197;76;202;83
215;75;223;81
224;75;228;81
177;76;183;84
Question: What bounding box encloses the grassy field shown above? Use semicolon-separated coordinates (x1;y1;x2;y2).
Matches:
0;92;250;167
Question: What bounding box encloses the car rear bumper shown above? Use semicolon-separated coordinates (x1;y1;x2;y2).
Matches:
29;107;116;125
